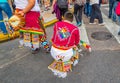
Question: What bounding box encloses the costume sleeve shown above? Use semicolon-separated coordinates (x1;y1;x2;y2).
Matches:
74;28;80;46
51;23;57;43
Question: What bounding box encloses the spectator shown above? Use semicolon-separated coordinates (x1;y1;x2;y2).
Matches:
73;0;86;26
111;0;118;22
84;0;91;17
89;0;104;25
0;0;12;34
108;0;116;21
52;0;70;21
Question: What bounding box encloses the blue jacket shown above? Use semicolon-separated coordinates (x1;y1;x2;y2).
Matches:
0;0;7;2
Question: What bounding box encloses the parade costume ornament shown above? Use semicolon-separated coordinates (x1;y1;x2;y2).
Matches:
48;11;80;78
80;40;91;52
19;19;50;53
9;15;25;31
48;46;79;78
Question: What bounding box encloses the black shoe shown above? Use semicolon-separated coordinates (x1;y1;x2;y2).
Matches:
45;47;51;53
108;16;111;19
32;48;40;54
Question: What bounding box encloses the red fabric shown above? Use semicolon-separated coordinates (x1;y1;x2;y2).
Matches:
116;2;120;16
52;21;80;47
25;11;40;29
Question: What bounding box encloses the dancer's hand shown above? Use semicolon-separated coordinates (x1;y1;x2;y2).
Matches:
17;11;25;16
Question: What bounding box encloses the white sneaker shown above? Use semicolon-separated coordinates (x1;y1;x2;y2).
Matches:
53;71;58;76
73;60;79;66
99;23;105;26
18;40;24;48
78;49;82;53
58;72;67;78
52;70;58;76
61;72;67;78
89;22;96;24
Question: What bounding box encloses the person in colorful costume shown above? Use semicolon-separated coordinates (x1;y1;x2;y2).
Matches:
48;11;80;78
14;0;50;54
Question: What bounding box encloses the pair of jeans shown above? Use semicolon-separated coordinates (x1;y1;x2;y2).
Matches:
0;2;12;34
112;1;118;22
84;2;91;17
59;7;68;21
90;4;103;23
74;4;83;24
109;2;114;18
109;1;115;19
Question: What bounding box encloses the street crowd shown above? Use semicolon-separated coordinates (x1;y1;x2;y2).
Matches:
0;0;120;35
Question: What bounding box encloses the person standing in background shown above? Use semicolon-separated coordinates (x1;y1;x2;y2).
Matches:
73;0;86;26
108;0;116;21
89;0;104;25
0;0;12;34
111;0;118;22
84;0;91;17
52;0;70;21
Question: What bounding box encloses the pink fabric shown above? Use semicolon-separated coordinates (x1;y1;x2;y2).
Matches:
52;21;80;47
115;2;120;16
25;11;40;29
